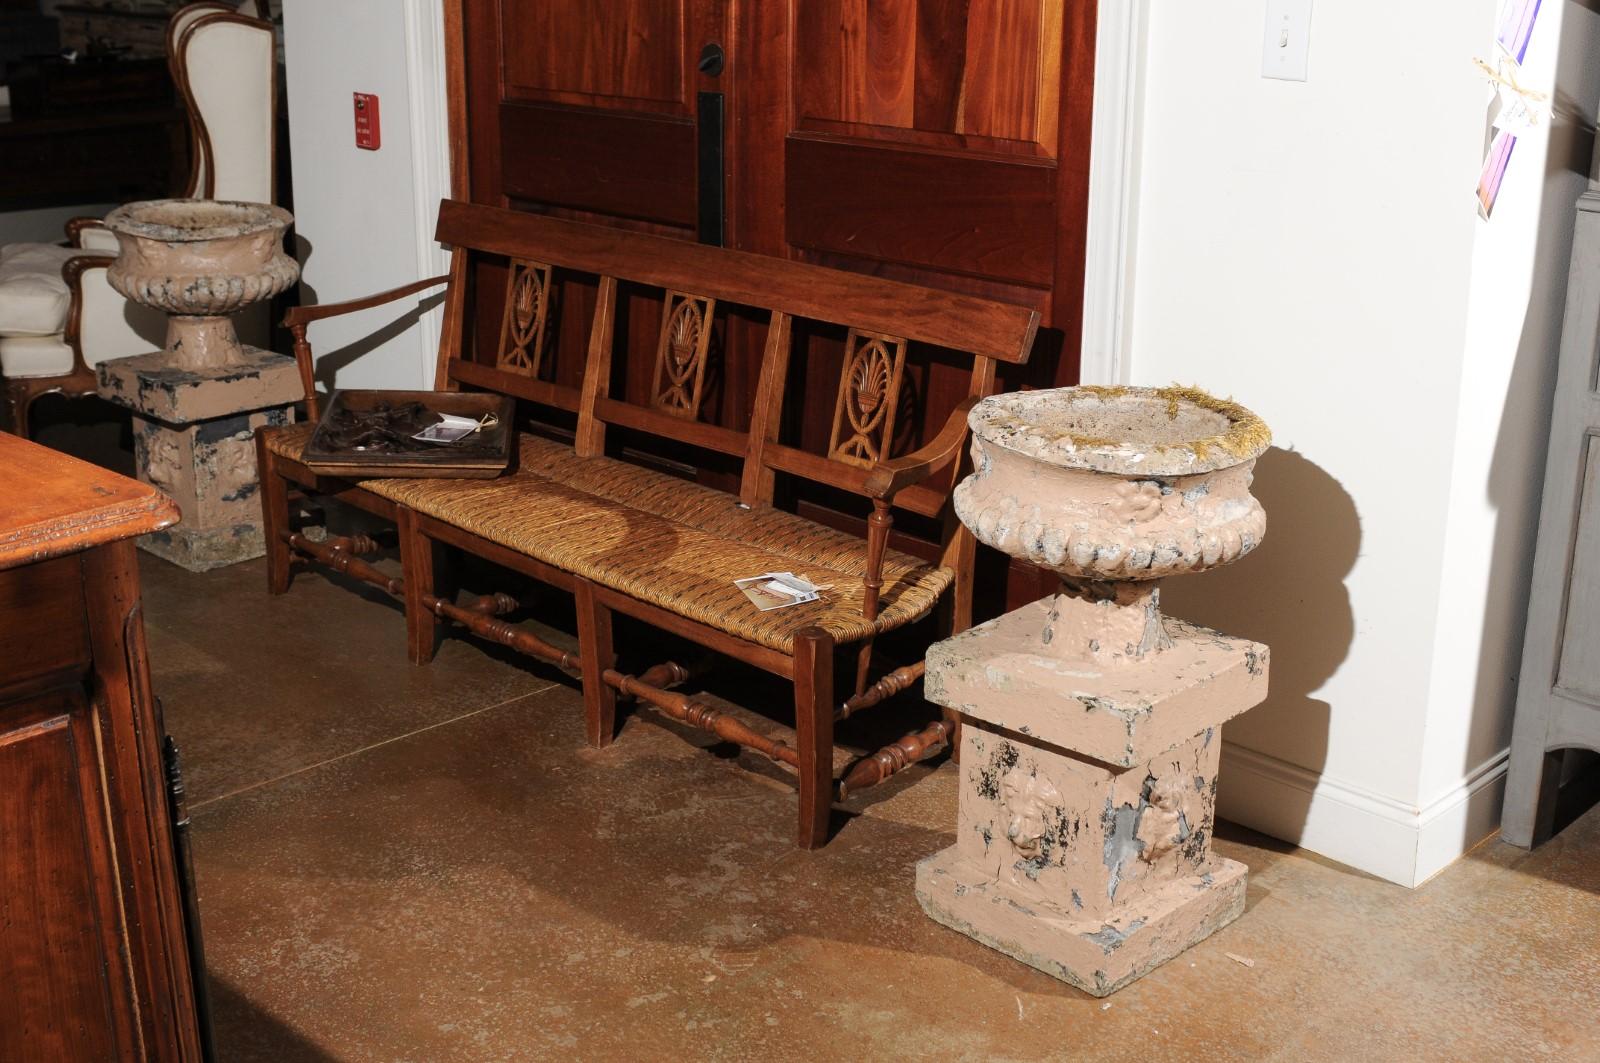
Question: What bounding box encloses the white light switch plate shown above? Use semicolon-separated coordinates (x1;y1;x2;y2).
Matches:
1262;0;1313;82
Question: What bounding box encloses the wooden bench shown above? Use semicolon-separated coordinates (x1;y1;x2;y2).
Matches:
255;199;1037;848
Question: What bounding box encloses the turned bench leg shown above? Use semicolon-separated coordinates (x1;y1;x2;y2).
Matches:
575;577;617;747
397;506;439;665
795;627;836;849
255;431;293;595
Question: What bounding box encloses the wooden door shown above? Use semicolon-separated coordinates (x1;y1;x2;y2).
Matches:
448;1;1094;602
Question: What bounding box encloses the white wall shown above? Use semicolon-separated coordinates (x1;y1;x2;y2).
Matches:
1125;0;1600;885
280;0;450;395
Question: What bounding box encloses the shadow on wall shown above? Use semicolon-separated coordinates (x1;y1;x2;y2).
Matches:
1159;447;1361;841
310;292;446;397
285;231;445;401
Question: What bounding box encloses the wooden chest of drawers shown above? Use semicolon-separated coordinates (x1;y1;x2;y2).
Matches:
0;434;202;1061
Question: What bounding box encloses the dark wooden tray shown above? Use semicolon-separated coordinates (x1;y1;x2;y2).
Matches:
300;390;515;479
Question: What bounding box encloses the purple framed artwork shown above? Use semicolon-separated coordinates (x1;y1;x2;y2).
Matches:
1478;131;1516;218
1496;0;1541;63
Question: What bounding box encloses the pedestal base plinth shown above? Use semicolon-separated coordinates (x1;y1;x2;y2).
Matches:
139;519;267;571
918;596;1269;995
97;346;300;571
916;847;1246;997
97;345;300;425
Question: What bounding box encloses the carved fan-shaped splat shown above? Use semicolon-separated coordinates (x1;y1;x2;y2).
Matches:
829;329;908;466
495;259;553;377
651;291;716;418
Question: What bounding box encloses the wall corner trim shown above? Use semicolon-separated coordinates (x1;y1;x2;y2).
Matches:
1217;741;1509;888
1079;0;1149;385
401;0;453;384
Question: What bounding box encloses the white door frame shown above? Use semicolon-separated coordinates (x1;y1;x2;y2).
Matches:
397;1;1148;386
1079;0;1149;385
401;0;453;385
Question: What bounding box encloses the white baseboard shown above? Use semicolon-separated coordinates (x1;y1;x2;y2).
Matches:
1216;742;1509;888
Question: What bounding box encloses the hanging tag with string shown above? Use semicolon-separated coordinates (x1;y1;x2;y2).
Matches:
1475;54;1549;135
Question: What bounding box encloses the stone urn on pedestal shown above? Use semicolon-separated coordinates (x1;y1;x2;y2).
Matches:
96;199;303;570
915;385;1272;996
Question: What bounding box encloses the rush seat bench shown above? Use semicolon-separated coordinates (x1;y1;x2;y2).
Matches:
255;199;1037;848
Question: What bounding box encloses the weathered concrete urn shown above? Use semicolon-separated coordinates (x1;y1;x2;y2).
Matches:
916;385;1273;996
95;200;303;571
104;199;298;369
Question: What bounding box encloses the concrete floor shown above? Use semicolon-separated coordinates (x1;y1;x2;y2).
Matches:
143;553;1600;1063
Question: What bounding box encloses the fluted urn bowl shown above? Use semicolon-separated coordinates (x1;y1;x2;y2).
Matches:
104;199;298;369
955;386;1271;582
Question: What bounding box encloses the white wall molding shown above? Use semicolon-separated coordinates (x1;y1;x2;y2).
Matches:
1078;0;1149;385
1217;742;1509;888
401;0;452;385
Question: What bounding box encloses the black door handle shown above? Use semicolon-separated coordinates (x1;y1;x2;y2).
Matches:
698;42;724;77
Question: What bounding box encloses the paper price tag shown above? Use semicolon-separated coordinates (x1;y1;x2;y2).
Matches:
735;572;825;611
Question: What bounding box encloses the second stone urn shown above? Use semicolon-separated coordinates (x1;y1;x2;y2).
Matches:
94;199;304;571
916;385;1273;996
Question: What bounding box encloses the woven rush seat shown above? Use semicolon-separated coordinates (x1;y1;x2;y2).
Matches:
269;423;953;652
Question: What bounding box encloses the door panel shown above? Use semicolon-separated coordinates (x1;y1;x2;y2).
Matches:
784;136;1056;286
499;104;697;227
794;0;1061;157
461;0;727;233
501;0;687;112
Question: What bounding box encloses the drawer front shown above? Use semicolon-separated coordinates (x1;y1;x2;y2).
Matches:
0;555;91;701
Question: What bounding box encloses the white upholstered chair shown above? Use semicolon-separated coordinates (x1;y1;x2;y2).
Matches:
0;1;278;437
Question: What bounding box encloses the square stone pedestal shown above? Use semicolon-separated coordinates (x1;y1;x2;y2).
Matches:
98;346;300;571
915;598;1268;996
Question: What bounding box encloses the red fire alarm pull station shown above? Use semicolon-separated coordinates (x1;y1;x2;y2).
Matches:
353;92;380;150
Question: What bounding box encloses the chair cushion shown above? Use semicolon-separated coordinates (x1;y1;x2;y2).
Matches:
0;334;74;378
0;243;77;337
266;424;954;654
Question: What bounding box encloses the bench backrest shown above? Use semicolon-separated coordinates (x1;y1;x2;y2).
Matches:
430;200;1038;524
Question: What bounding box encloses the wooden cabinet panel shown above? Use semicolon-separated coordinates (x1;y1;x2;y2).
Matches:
0;433;197;1060
0;692;129;1063
0;553;89;699
1556;434;1600;702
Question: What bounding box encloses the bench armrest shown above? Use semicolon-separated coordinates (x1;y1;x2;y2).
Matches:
863;396;979;501
283;273;452;328
284;273;452;419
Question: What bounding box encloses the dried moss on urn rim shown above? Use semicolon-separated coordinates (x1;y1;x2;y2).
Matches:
968;385;1272;477
105;199;293;243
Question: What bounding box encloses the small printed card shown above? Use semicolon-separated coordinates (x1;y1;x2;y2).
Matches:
735;571;823;611
414;412;489;445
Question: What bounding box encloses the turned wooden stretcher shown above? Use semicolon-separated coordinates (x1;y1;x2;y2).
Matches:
255;199;1037;848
